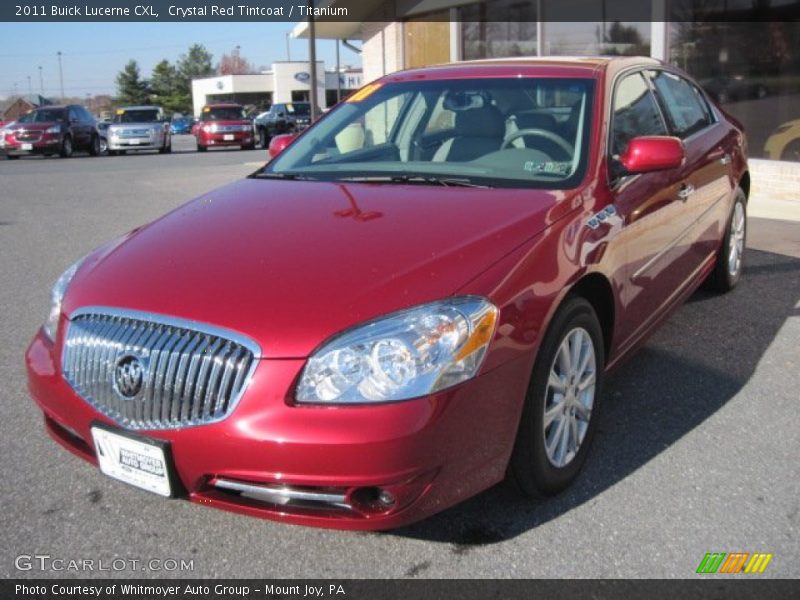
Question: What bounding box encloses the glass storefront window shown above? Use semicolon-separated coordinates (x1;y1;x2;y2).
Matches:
460;1;538;60
669;20;800;161
545;22;650;56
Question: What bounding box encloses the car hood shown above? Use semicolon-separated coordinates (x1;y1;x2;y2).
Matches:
64;178;573;358
109;123;161;129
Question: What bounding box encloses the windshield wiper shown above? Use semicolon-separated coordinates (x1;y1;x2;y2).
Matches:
251;171;317;181
339;174;491;188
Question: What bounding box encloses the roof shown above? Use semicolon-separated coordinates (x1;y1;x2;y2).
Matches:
383;56;660;82
115;105;162;110
203;103;244;108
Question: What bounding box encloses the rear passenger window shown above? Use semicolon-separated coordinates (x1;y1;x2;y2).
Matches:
611;72;667;157
649;70;713;139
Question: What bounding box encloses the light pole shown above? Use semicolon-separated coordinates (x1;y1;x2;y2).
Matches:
57;51;64;100
27;75;32;96
308;0;319;119
285;32;291;61
38;66;43;96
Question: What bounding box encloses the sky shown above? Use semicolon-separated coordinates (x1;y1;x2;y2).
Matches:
0;22;362;99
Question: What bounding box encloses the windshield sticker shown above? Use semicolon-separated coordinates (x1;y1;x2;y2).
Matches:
115;109;125;115
346;83;383;103
523;161;572;175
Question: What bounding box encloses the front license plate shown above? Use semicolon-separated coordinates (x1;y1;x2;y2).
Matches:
223;134;234;141
127;139;141;145
91;424;174;497
21;143;33;151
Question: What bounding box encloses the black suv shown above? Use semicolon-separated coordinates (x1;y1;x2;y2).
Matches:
3;105;100;159
254;102;311;148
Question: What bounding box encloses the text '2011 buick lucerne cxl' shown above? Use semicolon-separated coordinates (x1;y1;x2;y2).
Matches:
26;57;749;530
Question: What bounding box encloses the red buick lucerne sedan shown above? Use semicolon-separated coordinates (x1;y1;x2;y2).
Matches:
26;57;749;530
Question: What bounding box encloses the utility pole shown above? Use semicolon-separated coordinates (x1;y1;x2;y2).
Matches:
285;32;291;61
308;0;319;119
57;51;65;100
27;75;32;96
38;66;43;96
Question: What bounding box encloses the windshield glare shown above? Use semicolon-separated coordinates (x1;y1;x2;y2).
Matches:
267;78;594;188
114;109;161;123
18;109;66;123
202;107;247;121
286;103;310;116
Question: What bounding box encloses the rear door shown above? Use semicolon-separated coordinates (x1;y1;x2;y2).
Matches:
647;69;735;265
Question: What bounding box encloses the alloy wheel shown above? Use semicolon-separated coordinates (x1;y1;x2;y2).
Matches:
543;327;596;468
728;201;746;277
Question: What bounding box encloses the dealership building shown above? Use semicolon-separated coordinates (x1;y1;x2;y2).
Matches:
191;61;363;116
293;0;800;162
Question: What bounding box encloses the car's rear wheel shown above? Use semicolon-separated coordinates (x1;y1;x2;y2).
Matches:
242;144;256;151
509;296;604;497
197;143;207;152
59;135;73;158
6;155;19;160
159;138;172;154
260;128;270;149
98;137;107;154
705;188;747;293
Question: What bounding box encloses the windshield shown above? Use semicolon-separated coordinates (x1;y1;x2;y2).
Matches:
114;109;161;123
286;103;310;116
202;106;247;121
18;109;66;123
265;78;594;188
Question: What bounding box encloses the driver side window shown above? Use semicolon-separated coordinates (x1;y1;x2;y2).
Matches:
611;72;667;157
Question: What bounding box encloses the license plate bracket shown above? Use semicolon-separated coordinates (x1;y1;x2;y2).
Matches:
91;421;180;497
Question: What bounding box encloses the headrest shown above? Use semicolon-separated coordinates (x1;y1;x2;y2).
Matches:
454;105;505;138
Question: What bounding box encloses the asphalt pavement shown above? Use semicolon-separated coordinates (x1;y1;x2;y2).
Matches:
1;137;798;578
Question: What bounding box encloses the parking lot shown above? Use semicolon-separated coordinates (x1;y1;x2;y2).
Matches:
1;140;798;578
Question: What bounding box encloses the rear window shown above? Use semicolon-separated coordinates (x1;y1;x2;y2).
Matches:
202;106;247;121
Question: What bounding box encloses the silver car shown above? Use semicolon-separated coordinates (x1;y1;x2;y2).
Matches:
107;106;171;155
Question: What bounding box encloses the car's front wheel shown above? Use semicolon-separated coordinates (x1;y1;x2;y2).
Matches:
509;296;604;497
59;135;73;158
706;188;747;293
88;134;100;156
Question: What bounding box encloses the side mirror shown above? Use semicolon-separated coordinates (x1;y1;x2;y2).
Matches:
620;136;685;174
277;112;286;118
268;133;296;159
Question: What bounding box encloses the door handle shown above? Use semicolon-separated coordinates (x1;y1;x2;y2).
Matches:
720;154;731;165
677;183;695;200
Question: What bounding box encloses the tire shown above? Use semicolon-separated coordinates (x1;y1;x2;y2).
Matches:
705;188;747;293
88;135;100;156
259;128;270;149
509;296;605;498
242;144;256;151
780;140;800;162
108;150;118;156
197;143;207;152
159;137;172;154
98;137;108;154
59;135;73;158
6;155;20;160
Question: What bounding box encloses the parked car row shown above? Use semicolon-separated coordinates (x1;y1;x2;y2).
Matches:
1;101;313;159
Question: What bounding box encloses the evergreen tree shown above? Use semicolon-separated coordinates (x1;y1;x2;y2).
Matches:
115;60;150;105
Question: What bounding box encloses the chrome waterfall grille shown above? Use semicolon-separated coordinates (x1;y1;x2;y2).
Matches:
62;308;259;430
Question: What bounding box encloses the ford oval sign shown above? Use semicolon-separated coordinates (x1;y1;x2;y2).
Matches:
294;72;311;83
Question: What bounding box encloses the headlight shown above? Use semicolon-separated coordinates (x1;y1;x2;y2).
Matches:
296;297;498;404
241;124;252;132
43;259;83;341
45;125;61;134
203;123;217;133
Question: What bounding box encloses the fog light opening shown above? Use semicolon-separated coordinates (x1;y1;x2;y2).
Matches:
351;487;396;514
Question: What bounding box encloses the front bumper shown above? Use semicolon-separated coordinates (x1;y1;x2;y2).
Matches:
26;326;529;530
108;139;162;151
3;137;61;155
197;131;254;147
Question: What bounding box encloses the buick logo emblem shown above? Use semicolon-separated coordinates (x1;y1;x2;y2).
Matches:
113;355;145;399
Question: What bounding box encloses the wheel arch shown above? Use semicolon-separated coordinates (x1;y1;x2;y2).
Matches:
739;170;750;200
565;272;615;360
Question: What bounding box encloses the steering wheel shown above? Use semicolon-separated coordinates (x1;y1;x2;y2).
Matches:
501;128;575;158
